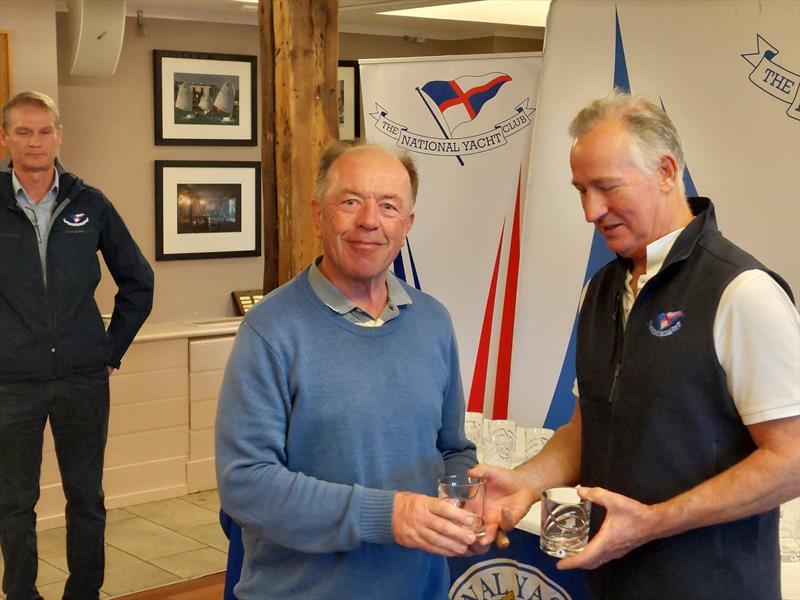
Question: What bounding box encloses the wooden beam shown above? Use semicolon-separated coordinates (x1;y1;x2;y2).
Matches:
0;30;12;162
262;0;339;286
258;2;278;292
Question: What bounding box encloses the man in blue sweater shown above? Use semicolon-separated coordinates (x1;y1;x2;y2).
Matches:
216;143;480;599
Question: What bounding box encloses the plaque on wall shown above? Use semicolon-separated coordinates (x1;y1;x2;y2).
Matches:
232;289;264;316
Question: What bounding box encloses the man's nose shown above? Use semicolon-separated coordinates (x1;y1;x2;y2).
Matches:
355;200;379;228
581;191;607;224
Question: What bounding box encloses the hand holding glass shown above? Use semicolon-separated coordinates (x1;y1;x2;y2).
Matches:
540;487;591;558
438;475;487;537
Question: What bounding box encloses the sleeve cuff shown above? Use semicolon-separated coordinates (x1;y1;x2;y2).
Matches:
359;487;396;544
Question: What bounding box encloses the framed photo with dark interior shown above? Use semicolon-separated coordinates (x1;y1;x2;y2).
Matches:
155;160;261;261
153;49;257;145
337;60;361;140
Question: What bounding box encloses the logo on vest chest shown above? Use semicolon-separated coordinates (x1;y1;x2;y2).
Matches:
648;310;684;337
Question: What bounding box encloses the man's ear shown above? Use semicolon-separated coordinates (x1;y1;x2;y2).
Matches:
657;154;680;193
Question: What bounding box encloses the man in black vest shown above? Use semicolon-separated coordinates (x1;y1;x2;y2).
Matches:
471;92;799;599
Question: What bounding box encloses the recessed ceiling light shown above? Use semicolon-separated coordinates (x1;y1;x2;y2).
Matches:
380;0;550;28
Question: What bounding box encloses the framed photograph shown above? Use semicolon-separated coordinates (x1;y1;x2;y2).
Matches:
337;60;361;140
155;161;261;261
154;50;257;145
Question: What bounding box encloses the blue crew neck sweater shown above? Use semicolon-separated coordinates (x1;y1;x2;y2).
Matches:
216;268;476;600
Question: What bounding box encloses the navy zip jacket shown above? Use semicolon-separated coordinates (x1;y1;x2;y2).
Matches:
0;160;153;381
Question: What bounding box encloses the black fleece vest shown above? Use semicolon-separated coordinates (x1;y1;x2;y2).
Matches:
576;198;791;600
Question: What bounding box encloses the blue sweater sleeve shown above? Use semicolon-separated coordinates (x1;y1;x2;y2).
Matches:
215;321;396;553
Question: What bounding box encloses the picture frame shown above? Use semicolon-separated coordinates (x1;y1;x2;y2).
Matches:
154;50;257;145
155;160;261;261
337;60;361;140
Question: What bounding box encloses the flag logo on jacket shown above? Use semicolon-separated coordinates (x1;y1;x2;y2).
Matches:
63;213;89;227
420;72;512;134
648;310;684;337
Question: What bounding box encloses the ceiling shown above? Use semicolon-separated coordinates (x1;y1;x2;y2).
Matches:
115;0;545;41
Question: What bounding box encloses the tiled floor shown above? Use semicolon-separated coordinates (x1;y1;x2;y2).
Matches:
0;490;228;600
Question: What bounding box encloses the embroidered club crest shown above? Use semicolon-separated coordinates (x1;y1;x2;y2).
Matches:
648;310;684;337
63;213;89;227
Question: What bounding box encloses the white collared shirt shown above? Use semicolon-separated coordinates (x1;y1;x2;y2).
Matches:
13;167;59;285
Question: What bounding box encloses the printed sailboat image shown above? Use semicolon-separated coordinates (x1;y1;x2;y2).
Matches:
175;82;194;117
198;88;214;113
214;80;236;121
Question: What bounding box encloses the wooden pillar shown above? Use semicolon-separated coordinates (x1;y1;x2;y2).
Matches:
259;0;339;288
0;30;11;162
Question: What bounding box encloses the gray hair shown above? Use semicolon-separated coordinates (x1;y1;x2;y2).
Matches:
569;90;685;191
2;91;61;130
315;141;419;207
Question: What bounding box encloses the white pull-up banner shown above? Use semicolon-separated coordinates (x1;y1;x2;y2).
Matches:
509;0;800;430
360;53;541;419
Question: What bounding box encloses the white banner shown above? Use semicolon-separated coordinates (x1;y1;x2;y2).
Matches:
360;53;541;418
509;0;800;429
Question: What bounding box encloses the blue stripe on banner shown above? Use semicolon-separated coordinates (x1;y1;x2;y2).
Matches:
543;6;628;428
544;231;613;429
682;165;698;198
393;240;422;290
393;251;407;283
407;237;422;290
613;6;631;93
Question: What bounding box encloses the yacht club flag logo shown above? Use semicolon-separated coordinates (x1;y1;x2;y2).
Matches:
370;71;534;165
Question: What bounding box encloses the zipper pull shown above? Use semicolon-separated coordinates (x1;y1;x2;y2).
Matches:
609;363;621;403
22;205;42;244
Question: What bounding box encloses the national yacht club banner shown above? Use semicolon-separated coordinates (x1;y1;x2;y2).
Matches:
509;0;800;431
360;53;541;419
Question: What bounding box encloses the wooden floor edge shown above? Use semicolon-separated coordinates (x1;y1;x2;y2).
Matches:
110;571;226;600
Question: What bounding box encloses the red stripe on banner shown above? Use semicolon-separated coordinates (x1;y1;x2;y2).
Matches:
467;222;505;413
492;174;523;419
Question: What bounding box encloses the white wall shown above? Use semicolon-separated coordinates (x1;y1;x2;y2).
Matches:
0;0;59;102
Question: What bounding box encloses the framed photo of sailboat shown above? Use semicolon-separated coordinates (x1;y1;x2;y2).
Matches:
154;50;257;145
337;61;361;140
155;160;261;260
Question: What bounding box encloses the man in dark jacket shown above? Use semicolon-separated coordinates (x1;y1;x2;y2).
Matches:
471;92;799;599
0;91;154;600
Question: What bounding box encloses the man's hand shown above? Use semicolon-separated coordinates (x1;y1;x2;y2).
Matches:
466;464;538;552
107;366;115;376
392;491;477;556
556;485;662;570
